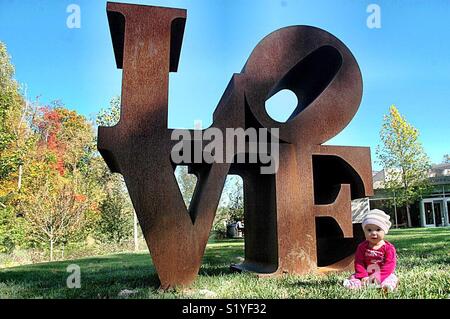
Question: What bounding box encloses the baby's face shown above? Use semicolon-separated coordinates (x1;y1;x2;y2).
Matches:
363;224;385;245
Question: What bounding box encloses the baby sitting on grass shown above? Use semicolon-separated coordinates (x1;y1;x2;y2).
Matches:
343;209;398;292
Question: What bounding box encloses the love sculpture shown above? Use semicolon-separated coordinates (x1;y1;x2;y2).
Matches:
98;2;373;289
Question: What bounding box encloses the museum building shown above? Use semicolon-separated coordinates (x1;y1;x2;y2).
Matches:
368;163;450;228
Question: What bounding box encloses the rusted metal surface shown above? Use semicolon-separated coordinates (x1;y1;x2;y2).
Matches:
98;2;373;289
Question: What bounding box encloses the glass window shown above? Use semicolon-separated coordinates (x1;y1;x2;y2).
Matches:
434;202;443;226
447;201;450;224
424;202;434;225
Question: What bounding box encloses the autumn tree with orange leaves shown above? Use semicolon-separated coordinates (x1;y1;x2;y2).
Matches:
1;41;132;259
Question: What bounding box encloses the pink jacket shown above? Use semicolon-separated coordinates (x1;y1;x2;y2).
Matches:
354;240;397;283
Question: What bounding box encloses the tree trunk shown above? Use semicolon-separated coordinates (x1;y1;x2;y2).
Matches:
50;239;54;262
393;191;398;228
394;206;399;229
17;164;23;191
406;204;412;228
134;213;139;252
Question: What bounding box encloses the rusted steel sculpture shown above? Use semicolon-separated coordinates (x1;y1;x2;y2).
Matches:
98;2;373;289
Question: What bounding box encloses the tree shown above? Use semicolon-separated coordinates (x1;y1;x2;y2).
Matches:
96;96;121;127
0;41;33;252
0;204;26;253
22;179;88;261
175;166;197;208
0;41;134;257
443;155;450;164
97;188;133;244
211;177;244;239
95;96;136;247
226;177;244;222
211;206;230;239
16;101;103;258
376;105;431;227
0;41;28;193
33;102;94;177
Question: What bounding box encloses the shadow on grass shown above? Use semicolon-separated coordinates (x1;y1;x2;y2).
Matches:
1;229;447;298
0;240;245;298
0;253;160;298
199;239;244;276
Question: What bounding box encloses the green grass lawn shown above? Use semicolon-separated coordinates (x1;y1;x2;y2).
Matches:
0;227;448;299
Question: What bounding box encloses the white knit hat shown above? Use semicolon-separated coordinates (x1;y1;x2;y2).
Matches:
362;209;392;234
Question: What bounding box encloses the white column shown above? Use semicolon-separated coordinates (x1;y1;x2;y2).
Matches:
442;187;449;226
444;201;449;226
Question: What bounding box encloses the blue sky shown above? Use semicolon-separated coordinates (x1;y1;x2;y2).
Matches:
0;0;449;170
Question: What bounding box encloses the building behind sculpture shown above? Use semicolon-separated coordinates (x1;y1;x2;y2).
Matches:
370;163;450;228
